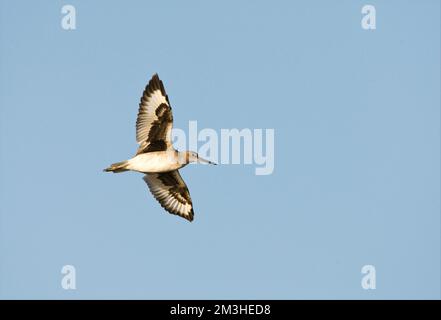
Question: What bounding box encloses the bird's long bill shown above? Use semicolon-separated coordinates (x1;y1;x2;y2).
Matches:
198;156;217;165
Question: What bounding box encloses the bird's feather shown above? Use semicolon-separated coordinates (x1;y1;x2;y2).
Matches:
143;170;194;221
135;74;173;155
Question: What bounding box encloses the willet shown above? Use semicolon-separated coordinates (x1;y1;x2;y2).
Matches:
104;74;216;222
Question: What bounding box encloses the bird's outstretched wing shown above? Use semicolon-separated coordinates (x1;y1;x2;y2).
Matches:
135;74;173;155
143;170;194;221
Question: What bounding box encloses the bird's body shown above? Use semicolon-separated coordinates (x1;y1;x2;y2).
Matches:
127;151;183;173
104;74;215;222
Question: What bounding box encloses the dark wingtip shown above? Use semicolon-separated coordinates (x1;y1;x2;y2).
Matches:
188;209;195;222
151;73;160;81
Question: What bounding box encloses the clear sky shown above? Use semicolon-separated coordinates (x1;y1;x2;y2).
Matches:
0;0;439;299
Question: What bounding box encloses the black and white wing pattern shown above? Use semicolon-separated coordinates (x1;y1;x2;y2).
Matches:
143;170;194;222
135;74;173;155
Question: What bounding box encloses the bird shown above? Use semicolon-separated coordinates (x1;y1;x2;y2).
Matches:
104;74;216;222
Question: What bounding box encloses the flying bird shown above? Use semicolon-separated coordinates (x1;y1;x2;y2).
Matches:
104;74;216;222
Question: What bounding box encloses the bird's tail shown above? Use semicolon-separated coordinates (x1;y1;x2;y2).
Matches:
103;160;130;173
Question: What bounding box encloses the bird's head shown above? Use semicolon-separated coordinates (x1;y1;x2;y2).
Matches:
184;151;217;165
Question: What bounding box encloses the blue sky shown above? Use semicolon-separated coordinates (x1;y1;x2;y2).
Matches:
0;0;439;299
